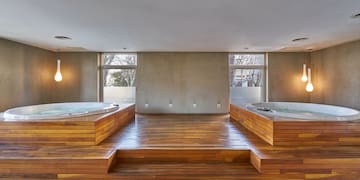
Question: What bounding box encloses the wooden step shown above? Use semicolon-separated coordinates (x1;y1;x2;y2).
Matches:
116;148;250;164
258;156;360;175
251;150;360;178
58;162;305;179
0;157;113;174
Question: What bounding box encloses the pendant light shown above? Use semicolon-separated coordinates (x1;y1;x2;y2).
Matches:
301;64;308;82
305;68;314;92
54;59;63;82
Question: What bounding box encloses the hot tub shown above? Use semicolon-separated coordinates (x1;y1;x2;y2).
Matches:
230;102;360;146
3;102;120;120
0;102;135;145
246;102;360;121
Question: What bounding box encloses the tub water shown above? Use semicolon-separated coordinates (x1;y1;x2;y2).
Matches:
3;102;119;120
247;102;360;121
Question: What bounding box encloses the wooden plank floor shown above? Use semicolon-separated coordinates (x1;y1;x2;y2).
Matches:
111;114;248;149
1;114;360;179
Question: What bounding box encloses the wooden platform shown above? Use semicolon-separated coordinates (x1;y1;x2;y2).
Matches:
113;114;249;149
230;104;360;146
0;104;135;145
0;114;360;179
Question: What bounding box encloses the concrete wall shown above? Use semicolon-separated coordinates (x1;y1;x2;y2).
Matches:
1;37;358;112
136;52;229;114
268;52;311;102
0;38;98;111
310;40;360;110
0;38;55;111
50;52;98;102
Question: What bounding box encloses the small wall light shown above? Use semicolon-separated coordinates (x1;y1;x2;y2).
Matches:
145;103;149;108
169;100;173;108
193;103;197;108
54;59;63;82
217;103;221;109
301;64;308;82
305;68;314;92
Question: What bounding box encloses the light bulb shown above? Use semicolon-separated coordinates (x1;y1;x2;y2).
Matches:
306;82;314;92
305;68;314;92
54;59;62;82
301;64;308;82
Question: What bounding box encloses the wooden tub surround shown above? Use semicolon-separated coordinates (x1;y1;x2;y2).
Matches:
0;104;135;145
230;104;274;145
230;104;360;146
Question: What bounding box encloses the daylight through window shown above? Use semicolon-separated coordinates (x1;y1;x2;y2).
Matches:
229;54;266;104
101;53;137;103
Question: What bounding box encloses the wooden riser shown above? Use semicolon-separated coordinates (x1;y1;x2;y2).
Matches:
0;158;111;174
259;158;360;174
250;149;360;177
116;149;250;164
58;163;305;180
230;104;274;145
230;104;360;146
58;162;357;180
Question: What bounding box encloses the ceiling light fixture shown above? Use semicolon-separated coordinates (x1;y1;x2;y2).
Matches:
54;59;63;82
292;37;309;42
301;64;308;82
351;13;360;19
305;68;314;92
54;36;72;40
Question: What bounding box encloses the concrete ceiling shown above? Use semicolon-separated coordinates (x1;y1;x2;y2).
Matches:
0;0;359;52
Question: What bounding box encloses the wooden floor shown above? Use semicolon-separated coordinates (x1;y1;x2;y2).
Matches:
0;114;360;179
113;114;248;149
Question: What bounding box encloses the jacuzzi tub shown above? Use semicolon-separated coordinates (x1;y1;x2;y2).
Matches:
3;102;119;120
230;102;360;146
0;102;135;145
246;102;360;121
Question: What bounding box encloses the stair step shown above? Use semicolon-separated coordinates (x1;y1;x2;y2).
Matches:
58;163;304;179
111;163;258;175
116;149;250;163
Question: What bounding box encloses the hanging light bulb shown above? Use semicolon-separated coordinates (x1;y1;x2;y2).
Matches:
301;64;308;82
306;68;314;92
54;59;63;82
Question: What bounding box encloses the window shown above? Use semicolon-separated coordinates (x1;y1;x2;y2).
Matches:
101;53;137;103
229;54;266;104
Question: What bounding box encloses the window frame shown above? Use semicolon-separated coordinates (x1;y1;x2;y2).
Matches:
228;53;267;102
99;52;137;102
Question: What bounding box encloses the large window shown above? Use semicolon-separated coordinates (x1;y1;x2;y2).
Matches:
229;54;266;104
101;53;137;103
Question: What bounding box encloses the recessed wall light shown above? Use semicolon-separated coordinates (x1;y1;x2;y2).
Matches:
292;37;309;42
351;13;360;19
54;36;72;40
123;48;127;50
